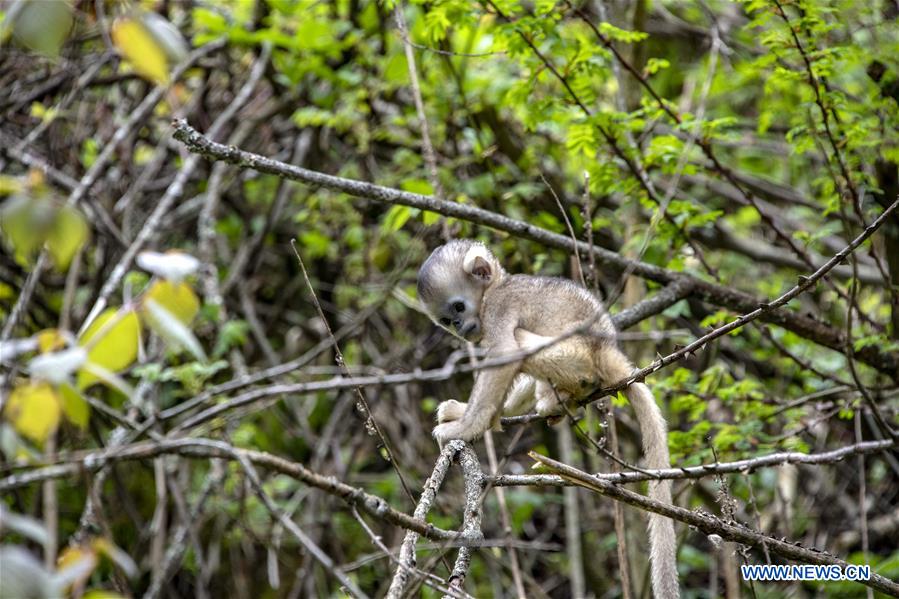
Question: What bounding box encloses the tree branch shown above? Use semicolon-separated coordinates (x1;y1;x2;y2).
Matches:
489;439;897;486
170;119;898;375
530;452;899;597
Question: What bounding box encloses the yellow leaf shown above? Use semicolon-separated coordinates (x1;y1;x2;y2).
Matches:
37;329;67;353
46;204;89;270
57;545;98;589
5;382;61;445
57;545;94;570
91;538;138;578
26;169;46;191
0;174;24;196
143;280;199;324
77;309;141;389
59;383;89;429
84;592;128;599
111;17;170;85
142;300;207;362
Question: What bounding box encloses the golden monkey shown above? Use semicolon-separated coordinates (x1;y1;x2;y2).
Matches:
417;239;679;599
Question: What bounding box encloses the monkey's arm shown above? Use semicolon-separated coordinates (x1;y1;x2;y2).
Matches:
432;333;521;444
435;374;537;426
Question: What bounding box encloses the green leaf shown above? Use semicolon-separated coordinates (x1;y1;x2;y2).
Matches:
83;591;128;599
299;230;332;259
645;57;670;75
381;205;413;233
46;204;89;269
213;320;249;358
9;0;73;57
566;122;597;157
0;195;49;264
58;383;89;429
383;53;410;85
422;210;441;226
598;22;648;43
400;179;433;195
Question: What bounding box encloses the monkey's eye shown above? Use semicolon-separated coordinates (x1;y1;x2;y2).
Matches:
453;302;465;313
439;318;451;326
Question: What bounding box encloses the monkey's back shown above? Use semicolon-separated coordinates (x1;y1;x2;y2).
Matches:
497;274;613;333
483;274;619;393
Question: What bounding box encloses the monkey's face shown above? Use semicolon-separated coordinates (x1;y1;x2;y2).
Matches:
418;240;499;343
430;293;483;342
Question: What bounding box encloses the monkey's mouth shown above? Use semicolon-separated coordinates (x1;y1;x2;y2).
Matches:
458;321;481;341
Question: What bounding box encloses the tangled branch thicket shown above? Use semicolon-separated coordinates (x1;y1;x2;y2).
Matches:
1;1;898;598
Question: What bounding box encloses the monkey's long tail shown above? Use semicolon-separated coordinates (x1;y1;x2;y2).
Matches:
624;381;679;599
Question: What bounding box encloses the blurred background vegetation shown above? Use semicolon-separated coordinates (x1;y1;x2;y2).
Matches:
1;0;898;597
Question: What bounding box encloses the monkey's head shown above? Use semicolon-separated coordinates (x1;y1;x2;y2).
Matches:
417;240;504;343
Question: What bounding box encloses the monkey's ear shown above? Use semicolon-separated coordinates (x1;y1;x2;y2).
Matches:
463;246;493;282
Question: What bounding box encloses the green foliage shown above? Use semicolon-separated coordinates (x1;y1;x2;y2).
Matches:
0;184;89;270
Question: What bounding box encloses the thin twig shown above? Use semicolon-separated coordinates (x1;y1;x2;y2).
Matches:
488;438;897;486
395;3;445;200
289;239;418;506
483;432;527;598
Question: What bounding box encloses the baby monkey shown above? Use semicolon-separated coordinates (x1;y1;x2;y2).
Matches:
417;239;679;599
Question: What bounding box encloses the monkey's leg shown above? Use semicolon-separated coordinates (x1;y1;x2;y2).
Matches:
502;374;537;415
514;329;596;392
533;380;572;417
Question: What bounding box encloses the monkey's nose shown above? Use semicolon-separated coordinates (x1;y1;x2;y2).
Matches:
460;322;478;337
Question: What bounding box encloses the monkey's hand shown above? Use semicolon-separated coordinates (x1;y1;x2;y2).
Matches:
432;421;478;445
436;400;467;423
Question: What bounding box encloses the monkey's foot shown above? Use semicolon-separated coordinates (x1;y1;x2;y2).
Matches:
436;399;467;423
535;393;570;417
535;397;560;417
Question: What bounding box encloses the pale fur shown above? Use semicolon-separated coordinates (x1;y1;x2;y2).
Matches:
418;239;680;599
